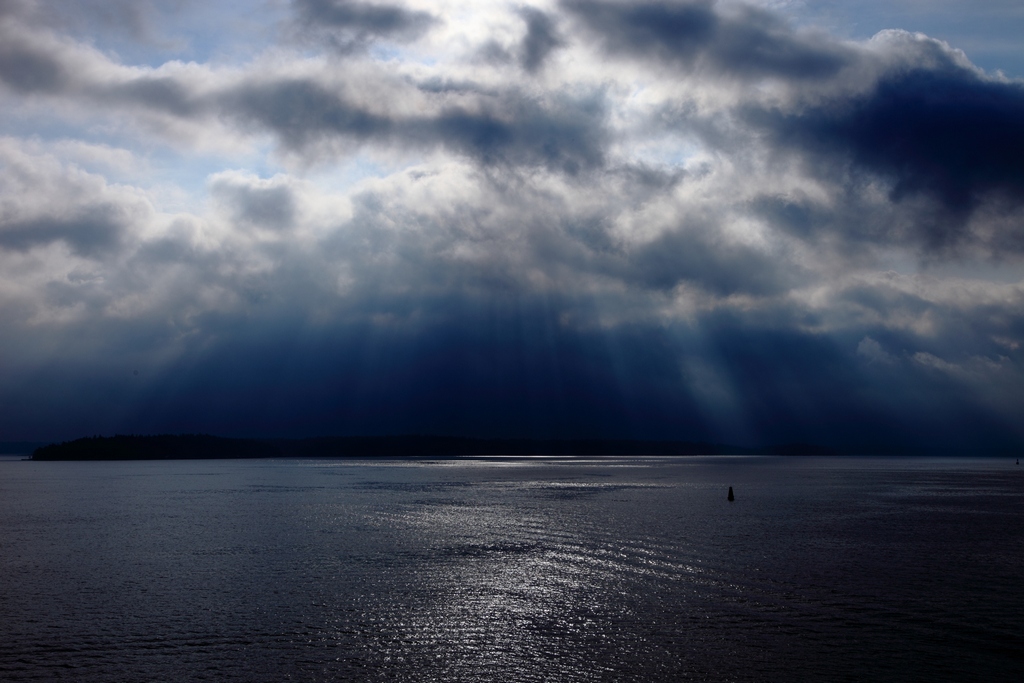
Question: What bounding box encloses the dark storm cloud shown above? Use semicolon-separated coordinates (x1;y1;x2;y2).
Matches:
0;25;199;111
0;300;705;441
0;0;162;42
839;279;1024;364
223;78;607;172
427;95;605;173
210;175;297;232
749;189;929;255
562;0;853;80
222;79;392;148
107;76;202;117
0;204;129;256
750;194;823;241
626;227;797;295
0;31;70;93
290;0;438;51
0;36;194;117
7;283;1021;449
749;63;1024;250
2;0;1023;452
694;313;1023;450
0;147;149;257
122;311;709;441
0;33;202;127
1;154;1020;448
518;7;563;73
0;22;608;175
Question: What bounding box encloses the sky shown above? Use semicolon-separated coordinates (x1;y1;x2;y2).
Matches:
1;0;1023;449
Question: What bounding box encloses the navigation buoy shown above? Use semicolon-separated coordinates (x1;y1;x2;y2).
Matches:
728;486;735;502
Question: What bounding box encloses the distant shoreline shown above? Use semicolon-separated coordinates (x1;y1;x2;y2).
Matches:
28;434;844;460
22;434;1015;460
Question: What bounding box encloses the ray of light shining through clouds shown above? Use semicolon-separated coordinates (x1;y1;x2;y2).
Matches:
1;0;1023;451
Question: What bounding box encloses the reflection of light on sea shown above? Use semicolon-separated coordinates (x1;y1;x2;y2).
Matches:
344;476;713;681
3;457;1015;681
401;504;606;679
291;458;748;678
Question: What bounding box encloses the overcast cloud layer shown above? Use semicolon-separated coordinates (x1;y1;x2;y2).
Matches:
1;0;1023;449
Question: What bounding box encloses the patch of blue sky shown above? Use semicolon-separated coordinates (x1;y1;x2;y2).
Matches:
62;1;290;69
160;155;287;212
305;152;431;196
628;137;704;171
368;44;407;62
771;0;1024;77
367;41;439;68
0;107;87;147
0;114;255;208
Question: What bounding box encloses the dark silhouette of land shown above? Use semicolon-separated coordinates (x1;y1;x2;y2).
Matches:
29;434;850;460
33;434;1015;461
31;435;278;460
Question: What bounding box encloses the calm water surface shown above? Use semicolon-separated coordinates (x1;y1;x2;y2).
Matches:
1;456;1021;681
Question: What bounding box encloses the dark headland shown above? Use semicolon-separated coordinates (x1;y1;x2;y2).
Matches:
28;434;848;461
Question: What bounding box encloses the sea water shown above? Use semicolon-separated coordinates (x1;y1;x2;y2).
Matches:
0;455;1021;681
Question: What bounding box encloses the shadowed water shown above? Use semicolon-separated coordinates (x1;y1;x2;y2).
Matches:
1;456;1021;681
